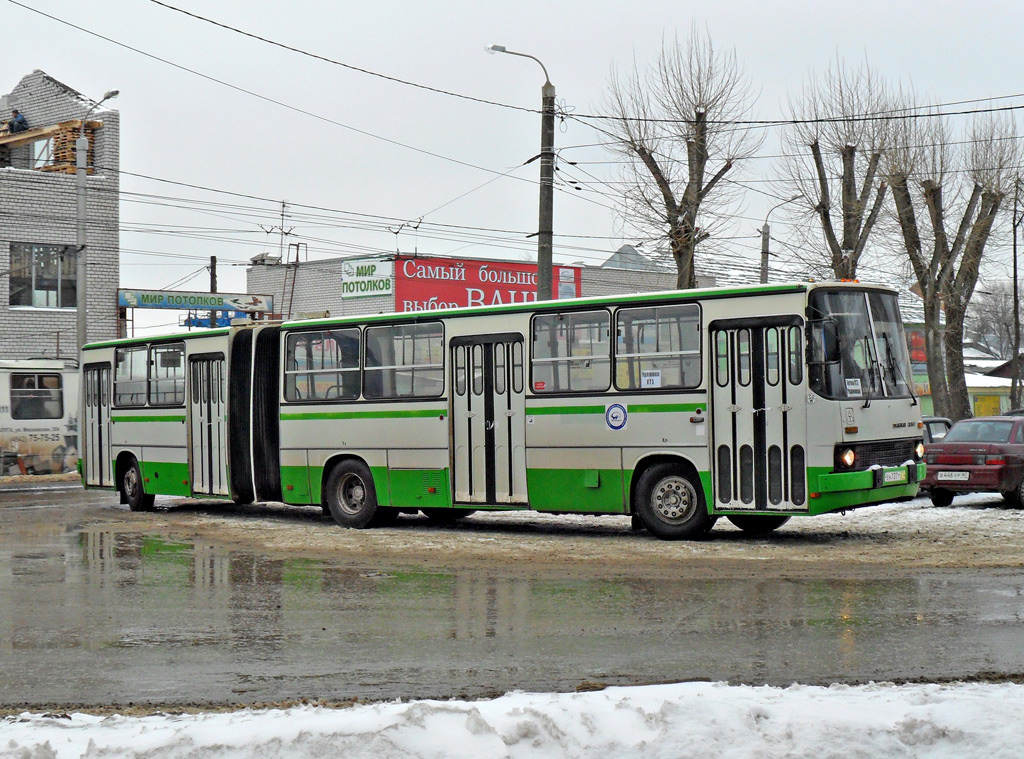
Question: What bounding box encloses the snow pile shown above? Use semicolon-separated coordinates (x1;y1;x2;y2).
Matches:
5;681;1024;759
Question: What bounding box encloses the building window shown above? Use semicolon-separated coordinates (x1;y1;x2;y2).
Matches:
8;243;77;308
31;138;55;170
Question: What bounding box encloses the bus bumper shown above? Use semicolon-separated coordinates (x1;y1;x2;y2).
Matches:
809;462;925;514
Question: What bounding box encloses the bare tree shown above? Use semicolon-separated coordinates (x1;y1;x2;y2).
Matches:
780;57;893;279
601;28;760;288
966;281;1018;359
885;107;1019;420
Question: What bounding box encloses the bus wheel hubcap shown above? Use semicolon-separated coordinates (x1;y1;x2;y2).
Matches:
652;476;696;522
125;469;139;498
338;474;366;514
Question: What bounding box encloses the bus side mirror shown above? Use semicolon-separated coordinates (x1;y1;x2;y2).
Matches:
822;321;841;363
809;319;840;364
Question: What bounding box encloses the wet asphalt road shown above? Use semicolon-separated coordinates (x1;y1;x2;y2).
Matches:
1;485;1024;709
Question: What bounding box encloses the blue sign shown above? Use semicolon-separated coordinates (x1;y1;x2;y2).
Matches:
605;403;627;430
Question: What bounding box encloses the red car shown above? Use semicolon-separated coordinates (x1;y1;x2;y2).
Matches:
922;416;1024;506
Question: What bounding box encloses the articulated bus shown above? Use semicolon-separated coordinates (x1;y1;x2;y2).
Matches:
79;281;925;540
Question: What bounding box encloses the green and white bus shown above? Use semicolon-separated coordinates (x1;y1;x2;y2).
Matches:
80;281;925;540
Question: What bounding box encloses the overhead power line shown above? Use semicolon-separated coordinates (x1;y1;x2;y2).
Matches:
142;0;1024;130
146;0;537;114
7;0;532;180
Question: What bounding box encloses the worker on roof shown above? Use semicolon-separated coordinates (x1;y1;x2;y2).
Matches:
8;109;29;134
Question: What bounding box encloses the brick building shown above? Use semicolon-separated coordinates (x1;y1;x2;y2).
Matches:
0;70;120;360
245;248;708;321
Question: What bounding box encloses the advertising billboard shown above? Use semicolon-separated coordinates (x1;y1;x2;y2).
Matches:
337;258;393;299
395;255;580;312
118;290;274;313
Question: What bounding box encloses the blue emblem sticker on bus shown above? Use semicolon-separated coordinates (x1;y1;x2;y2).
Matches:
606;403;627;431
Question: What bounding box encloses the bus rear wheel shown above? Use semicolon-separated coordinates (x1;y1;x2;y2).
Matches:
726;514;791;535
634;463;714;540
325;460;380;528
122;459;155;512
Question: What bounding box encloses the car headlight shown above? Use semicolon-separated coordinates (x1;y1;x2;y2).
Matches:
840;448;856;468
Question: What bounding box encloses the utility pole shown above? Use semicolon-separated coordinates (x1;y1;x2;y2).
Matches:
538;78;555;301
486;44;555;300
1012;179;1022;408
759;222;770;285
209;255;218;329
760;195;801;284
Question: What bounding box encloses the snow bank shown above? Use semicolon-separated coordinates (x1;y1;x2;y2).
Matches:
4;681;1024;759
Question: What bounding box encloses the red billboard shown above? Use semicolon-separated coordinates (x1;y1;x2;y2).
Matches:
395;255;581;312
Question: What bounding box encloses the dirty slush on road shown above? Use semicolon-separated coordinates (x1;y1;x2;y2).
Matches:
3;486;1024;715
98;493;1024;576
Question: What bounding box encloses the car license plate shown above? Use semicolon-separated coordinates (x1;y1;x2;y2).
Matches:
884;470;907;483
936;471;970;481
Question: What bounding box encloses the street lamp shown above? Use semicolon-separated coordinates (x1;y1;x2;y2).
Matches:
486;43;555;300
76;88;118;355
760;194;801;284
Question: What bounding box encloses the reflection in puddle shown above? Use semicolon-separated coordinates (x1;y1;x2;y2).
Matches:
1;521;1023;705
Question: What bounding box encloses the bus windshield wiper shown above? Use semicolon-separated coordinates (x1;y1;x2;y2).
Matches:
882;332;918;406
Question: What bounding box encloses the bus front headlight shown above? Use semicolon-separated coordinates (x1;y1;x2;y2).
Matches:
839;448;856;468
915;442;925;459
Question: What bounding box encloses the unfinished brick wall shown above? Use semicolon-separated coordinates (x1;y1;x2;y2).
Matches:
0;70;120;360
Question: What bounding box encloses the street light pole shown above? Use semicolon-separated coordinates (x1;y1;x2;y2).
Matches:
76;89;118;356
759;194;801;284
486;44;555;300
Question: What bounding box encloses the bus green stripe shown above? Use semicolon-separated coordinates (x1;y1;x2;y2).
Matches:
111;415;186;423
628;402;704;413
525;402;703;416
525;405;605;416
281;408;447;421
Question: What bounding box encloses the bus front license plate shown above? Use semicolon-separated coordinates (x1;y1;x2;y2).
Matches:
883;470;907;484
936;471;970;481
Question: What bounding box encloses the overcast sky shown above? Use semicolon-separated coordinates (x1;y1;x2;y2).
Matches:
5;0;1024;329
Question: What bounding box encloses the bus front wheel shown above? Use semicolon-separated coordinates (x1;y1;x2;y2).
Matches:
122;459;155;512
634;463;715;540
325;460;380;528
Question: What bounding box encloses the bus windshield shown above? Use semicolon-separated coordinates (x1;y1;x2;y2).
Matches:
807;289;914;401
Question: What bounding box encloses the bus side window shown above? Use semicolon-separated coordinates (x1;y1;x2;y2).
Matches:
531;310;610;393
614;303;701;391
364;322;444;399
788;326;803;385
284;329;360;402
114;347;148;407
9;373;62;419
149;343;185;406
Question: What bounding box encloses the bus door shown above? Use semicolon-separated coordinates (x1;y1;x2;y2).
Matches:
82;363;113;487
188;354;229;496
710;316;807;512
450;334;527;505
